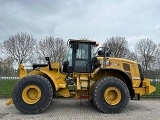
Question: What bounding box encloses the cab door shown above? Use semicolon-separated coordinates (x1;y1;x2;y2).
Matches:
73;43;91;72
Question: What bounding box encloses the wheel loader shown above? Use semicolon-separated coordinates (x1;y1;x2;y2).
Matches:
6;39;156;114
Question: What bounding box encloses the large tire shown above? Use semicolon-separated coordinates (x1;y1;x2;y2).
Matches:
92;77;129;113
12;75;53;114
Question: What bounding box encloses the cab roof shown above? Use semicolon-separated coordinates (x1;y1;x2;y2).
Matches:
68;39;97;45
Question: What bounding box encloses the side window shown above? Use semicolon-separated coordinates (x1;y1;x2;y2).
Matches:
68;48;72;66
91;45;95;58
63;46;72;66
76;43;88;59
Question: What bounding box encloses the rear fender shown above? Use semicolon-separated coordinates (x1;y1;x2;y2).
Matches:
92;68;134;97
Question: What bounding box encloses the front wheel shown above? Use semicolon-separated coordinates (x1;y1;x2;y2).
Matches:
12;75;53;114
92;77;129;113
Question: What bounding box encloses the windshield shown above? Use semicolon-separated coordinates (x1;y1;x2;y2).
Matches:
64;45;72;66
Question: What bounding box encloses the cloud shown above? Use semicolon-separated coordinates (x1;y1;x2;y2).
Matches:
0;0;159;51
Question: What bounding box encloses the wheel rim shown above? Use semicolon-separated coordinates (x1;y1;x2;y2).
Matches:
22;85;41;104
104;87;121;105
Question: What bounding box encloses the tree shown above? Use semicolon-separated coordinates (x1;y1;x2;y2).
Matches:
155;43;160;69
125;51;138;61
0;57;14;77
0;57;14;68
36;37;67;63
135;39;158;71
3;32;36;64
102;36;130;58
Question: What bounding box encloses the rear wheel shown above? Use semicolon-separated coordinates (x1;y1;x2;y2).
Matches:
12;75;53;114
92;77;129;113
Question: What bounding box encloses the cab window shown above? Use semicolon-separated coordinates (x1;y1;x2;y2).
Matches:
76;43;88;59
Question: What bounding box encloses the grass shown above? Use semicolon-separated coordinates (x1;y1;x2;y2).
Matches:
0;79;159;98
0;79;18;97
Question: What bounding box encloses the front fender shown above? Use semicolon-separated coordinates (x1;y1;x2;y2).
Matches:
39;69;67;91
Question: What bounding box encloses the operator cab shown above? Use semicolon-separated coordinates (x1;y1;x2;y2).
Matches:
62;39;99;73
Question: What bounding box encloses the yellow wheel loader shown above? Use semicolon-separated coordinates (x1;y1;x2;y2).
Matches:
6;39;156;114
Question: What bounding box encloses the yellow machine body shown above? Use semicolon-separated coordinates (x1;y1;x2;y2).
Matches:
7;57;155;102
6;39;156;114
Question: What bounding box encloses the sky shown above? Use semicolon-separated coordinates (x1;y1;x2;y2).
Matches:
0;0;160;51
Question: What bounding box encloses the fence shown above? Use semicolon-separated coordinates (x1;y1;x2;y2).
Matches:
143;71;160;97
0;68;159;97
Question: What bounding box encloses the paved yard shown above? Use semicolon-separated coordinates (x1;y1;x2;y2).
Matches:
0;98;160;120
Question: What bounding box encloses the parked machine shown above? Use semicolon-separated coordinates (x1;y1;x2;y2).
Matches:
6;39;156;114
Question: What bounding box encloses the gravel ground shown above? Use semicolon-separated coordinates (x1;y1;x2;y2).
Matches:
0;98;160;120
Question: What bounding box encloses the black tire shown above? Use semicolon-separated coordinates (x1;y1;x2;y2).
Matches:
92;76;129;113
12;75;53;114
